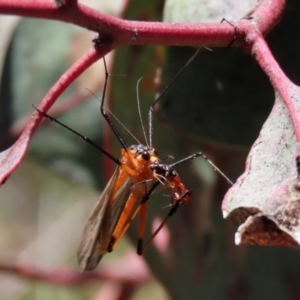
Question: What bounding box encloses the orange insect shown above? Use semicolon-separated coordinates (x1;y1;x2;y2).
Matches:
34;46;232;271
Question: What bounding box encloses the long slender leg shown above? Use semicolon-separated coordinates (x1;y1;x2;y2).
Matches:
107;188;140;252
100;57;128;150
138;191;191;254
170;152;233;185
116;183;190;255
108;182;160;253
33;105;120;165
137;198;148;255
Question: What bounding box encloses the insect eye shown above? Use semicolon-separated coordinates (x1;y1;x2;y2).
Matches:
142;152;150;161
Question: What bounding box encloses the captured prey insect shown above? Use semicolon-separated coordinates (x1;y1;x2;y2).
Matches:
34;46;232;272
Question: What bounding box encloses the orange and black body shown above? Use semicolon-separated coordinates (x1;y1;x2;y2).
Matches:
77;146;194;271
34;48;231;272
78;145;163;271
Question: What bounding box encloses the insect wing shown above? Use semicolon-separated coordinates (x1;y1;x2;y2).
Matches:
78;167;132;271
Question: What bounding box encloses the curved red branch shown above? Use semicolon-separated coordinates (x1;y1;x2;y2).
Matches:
0;44;113;184
0;0;289;187
253;0;285;35
0;264;146;285
0;252;149;285
0;1;234;46
0;0;284;48
253;33;300;142
233;3;300;143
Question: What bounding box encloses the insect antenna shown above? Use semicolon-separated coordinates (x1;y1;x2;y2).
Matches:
32;105;120;165
148;48;201;148
105;107;142;145
86;87;142;146
136;78;149;147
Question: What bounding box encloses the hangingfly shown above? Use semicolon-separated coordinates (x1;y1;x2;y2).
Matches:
34;44;232;272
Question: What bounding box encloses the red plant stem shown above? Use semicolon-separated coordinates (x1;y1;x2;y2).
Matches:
0;1;237;47
0;0;286;49
0;264;145;285
39;49;106;110
252;0;285;35
0;44;113;183
0;0;286;48
236;18;300;143
0;0;289;181
33;45;112;126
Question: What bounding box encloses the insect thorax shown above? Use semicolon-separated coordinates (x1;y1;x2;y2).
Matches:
121;145;160;181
